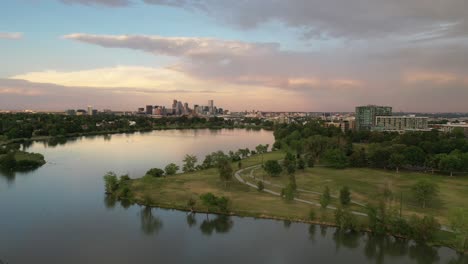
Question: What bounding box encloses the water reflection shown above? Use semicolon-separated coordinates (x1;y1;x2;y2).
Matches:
104;195;117;209
140;206;163;235
186;213;197;228
199;215;233;236
0;166;40;184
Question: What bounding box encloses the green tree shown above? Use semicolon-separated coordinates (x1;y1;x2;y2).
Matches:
182;154;198;173
411;180;439;208
0;152;16;170
439;153;462;177
389;153;405;173
349;147;367;167
264;160;283;178
103;171;119;194
339;186;351;206
403;146;426;167
146;167;164;177
323;148;349;169
320;186;331;209
255;144;269;165
218;158;233;187
281;183;295;201
297;158;305;170
449;208;468;251
164;163;179;175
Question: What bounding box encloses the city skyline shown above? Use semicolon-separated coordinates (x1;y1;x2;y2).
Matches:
1;1;468;112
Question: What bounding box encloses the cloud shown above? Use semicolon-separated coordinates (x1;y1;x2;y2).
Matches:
59;0;131;7
0;32;23;40
142;0;468;40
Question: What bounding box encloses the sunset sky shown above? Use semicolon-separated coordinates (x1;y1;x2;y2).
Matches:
1;0;468;112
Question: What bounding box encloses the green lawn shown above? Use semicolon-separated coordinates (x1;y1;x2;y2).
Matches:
246;165;468;225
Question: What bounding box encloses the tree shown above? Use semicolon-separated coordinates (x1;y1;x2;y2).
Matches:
146;167;164;177
297;158;305;170
264;160;282;178
320;186;331;209
281;183;295;201
283;152;297;169
218;158;233;187
182;154;198;173
389;153;405;173
339;186;351;206
411;180;439;208
187;197;196;211
349;147;367;167
449;208;468;251
0;152;16;170
103;171;119;194
403;146;426;167
323;149;348;169
255;144;269;165
439;153;462;177
164;163;179;175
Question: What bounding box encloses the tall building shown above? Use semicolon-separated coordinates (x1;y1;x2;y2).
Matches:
208;100;214;114
146;105;153;115
87;105;93;116
355;105;392;131
374;115;429;132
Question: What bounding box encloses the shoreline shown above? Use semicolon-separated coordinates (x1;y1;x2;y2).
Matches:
0;126;272;147
131;198;464;253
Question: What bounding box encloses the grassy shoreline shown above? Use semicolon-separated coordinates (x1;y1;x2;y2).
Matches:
123;151;466;253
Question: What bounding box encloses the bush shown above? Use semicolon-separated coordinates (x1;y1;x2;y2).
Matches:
309;209;316;220
146;168;165;177
335;207;357;231
281;183;295;201
339;186;351;206
200;192;230;212
409;215;440;241
257;181;264;191
103;172;119;194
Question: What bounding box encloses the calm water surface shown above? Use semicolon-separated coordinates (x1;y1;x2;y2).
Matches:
0;129;466;263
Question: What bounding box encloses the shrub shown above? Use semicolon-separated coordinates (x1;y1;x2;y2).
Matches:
146;168;165;177
257;181;264;191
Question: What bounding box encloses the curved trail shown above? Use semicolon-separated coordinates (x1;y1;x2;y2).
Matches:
234;164;367;217
234;163;454;232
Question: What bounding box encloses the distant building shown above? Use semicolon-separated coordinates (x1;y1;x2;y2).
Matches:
439;122;468;137
145;105;153;115
76;109;87;116
92;109;98;116
87;105;93;116
208;100;214;114
138;108;145;113
355;105;392;131
374;115;429;132
65;109;76;116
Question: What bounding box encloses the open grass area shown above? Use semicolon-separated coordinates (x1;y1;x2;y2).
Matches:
127;151;465;252
245;165;468;226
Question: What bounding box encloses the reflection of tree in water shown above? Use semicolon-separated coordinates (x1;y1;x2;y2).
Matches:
0;168;16;184
103;135;112;141
308;225;317;242
140;206;163;235
0;166;40;184
320;225;327;238
283;220;292;229
119;199;132;209
200;215;233;236
409;242;440;264
104;195;116;209
186;213;197;228
332;229;361;252
447;253;468;264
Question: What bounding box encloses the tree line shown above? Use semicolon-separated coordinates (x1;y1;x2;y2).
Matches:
274;121;468;175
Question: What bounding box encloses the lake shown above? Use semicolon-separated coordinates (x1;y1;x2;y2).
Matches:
0;129;465;263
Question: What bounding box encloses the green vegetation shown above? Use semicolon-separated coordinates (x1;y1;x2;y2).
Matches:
0;113;274;142
0;144;45;171
264;160;282;177
146;168;165;178
164;163;179;175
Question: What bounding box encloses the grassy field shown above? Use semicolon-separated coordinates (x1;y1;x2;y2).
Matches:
129;151;343;222
127;151;466;251
247;165;468;225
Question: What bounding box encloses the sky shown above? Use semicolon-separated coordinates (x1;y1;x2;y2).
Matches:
1;0;468;112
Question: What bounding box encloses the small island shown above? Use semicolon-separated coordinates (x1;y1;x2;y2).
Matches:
0;144;46;171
